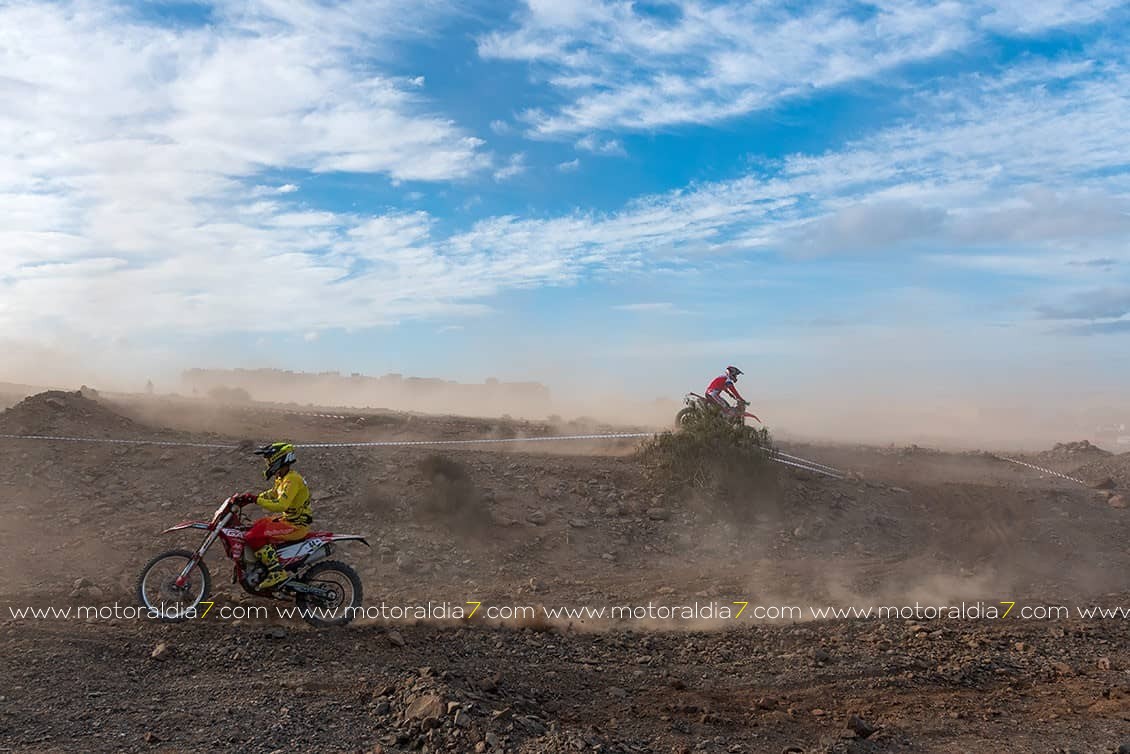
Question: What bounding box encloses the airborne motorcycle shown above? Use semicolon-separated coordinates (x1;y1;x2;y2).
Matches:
676;392;761;428
137;495;369;627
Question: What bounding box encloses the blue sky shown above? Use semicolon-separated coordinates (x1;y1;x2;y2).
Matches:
0;0;1128;410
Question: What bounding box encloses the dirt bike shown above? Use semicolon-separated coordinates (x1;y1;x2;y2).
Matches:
137;495;369;627
676;393;761;428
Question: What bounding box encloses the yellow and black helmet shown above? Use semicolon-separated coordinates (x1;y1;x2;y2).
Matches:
254;442;296;479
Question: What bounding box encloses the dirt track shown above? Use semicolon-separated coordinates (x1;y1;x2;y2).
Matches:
2;391;1129;753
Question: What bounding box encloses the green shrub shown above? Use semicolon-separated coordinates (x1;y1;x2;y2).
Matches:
638;408;778;521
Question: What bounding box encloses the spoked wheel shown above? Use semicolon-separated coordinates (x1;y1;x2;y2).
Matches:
295;561;363;627
675;407;697;427
136;549;211;622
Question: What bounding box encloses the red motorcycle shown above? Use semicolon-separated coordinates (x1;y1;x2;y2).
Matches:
676;392;761;427
136;495;369;627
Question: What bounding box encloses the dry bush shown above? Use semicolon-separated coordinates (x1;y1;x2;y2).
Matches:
637;409;778;522
416;454;491;533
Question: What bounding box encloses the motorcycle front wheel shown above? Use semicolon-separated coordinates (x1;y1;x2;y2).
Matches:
675;407;696;427
136;549;212;622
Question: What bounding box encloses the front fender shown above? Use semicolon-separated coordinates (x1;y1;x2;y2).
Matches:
162;521;212;534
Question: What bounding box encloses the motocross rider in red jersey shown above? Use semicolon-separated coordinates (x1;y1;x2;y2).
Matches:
705;366;745;411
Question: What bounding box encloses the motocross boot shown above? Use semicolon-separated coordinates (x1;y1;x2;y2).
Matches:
254;544;292;590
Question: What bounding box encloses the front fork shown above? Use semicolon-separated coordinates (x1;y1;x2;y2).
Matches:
174;512;231;587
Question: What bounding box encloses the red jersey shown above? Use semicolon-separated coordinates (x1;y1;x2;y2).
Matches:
706;374;731;393
706;373;744;402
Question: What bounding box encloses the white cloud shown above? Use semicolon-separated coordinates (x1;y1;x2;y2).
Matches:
480;0;1123;135
557;158;581;172
276;184;300;193
493;153;528;181
613;302;680;312
576;135;626;156
490;119;513;134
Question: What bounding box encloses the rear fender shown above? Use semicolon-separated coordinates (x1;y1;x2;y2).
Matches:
323;534;370;547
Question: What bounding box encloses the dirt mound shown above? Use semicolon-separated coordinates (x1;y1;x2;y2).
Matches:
1026;439;1112;473
0;390;143;437
1070;451;1130;491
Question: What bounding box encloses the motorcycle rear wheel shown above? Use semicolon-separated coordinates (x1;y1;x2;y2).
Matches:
294;560;363;627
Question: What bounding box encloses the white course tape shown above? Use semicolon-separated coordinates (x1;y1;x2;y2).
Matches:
295;432;652;448
770;449;844;475
995;456;1089;487
772;456;845;479
233;405;352;420
0;431;650;451
0;433;237;449
0;430;846;479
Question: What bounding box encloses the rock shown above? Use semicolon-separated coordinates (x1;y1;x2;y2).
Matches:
847;714;879;739
484;732;500;749
1118;744;1130;754
73;577;93;590
143;732;160;745
150;642;170;661
395;554;420;573
1108;495;1127;509
264;626;287;640
387;630;406;647
1050;660;1074;676
646;507;670;521
1091;477;1116;490
405;694;445;725
454;709;471;728
1097;656;1112;671
526;509;548;526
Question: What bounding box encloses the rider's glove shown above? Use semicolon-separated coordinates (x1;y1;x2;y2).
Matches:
232;492;258;505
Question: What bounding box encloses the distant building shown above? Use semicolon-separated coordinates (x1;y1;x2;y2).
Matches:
180;368;552;417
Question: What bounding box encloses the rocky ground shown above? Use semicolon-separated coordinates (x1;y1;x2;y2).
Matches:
1;390;1130;753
